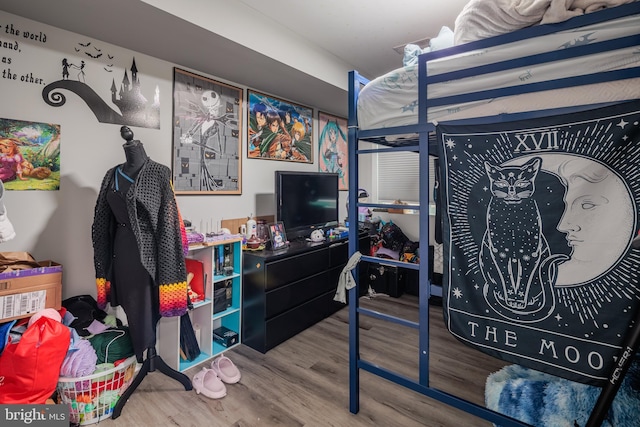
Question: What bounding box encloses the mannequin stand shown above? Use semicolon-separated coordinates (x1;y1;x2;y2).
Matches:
109;125;192;419
112;346;192;419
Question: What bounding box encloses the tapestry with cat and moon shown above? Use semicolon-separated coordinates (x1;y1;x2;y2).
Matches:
436;100;640;386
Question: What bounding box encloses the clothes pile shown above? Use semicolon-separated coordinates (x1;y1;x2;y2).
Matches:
371;220;420;264
0;295;135;405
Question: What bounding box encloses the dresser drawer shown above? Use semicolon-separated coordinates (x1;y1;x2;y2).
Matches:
265;248;329;290
265;290;342;351
329;240;348;268
265;270;334;318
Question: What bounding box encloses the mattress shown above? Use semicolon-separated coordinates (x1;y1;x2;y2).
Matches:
357;13;640;131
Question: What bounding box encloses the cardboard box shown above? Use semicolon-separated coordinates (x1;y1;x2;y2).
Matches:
0;261;62;322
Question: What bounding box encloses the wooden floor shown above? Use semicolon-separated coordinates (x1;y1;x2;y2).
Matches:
104;294;509;427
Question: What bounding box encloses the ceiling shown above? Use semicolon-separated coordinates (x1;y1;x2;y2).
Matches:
235;0;468;78
0;0;469;116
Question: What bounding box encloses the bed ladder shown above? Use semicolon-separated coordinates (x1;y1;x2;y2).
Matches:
347;70;531;427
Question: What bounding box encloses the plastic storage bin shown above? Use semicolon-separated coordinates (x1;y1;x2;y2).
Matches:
56;356;138;425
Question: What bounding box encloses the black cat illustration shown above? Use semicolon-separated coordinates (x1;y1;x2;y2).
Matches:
479;157;566;322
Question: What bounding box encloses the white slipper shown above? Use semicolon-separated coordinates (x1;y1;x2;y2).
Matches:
210;355;241;384
193;367;226;399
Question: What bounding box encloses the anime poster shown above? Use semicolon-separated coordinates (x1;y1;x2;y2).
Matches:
318;111;348;191
247;90;313;163
437;100;640;386
172;68;242;194
0;118;60;190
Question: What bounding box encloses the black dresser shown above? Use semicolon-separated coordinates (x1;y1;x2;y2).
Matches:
242;234;369;353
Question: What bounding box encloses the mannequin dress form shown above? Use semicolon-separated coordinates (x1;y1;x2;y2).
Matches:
108;126;192;419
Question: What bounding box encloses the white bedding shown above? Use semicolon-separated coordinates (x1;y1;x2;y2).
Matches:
357;13;640;131
454;0;634;45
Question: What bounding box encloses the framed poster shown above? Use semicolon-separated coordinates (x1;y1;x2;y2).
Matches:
172;68;242;194
247;90;312;163
269;222;288;250
318;111;348;191
0;118;60;191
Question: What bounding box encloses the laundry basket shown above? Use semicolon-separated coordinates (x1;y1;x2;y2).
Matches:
56;355;138;425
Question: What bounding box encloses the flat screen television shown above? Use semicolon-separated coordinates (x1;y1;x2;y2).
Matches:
275;171;339;240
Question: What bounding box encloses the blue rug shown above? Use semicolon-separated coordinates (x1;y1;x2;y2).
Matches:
485;359;640;427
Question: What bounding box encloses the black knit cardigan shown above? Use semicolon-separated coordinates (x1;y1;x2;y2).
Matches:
92;159;187;317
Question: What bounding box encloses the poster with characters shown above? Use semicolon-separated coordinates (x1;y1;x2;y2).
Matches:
172;68;242;194
437;100;640;386
318;111;348;191
0;118;60;190
247;90;312;163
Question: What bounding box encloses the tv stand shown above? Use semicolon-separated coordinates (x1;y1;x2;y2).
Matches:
242;234;369;353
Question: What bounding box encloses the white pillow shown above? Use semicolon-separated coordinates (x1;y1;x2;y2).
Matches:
429;26;455;51
402;26;454;67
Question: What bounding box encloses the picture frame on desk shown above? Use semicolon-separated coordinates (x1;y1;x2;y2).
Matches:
269;221;287;250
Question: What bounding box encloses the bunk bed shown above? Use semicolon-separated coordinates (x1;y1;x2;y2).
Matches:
346;2;640;426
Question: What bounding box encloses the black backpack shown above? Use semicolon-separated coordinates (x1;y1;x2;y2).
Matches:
62;294;110;336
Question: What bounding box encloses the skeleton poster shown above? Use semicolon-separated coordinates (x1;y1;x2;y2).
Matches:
437;100;640;385
172;68;242;194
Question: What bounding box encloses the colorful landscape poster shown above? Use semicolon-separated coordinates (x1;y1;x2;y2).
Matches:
0;118;61;190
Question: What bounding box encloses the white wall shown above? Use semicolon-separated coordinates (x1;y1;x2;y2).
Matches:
141;0;350;92
0;11;348;299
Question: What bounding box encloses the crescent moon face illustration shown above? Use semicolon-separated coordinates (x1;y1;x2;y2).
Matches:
508;153;634;287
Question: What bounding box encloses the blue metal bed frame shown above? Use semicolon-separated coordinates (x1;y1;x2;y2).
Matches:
347;3;640;426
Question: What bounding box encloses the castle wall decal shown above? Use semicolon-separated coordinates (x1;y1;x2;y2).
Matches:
42;57;160;129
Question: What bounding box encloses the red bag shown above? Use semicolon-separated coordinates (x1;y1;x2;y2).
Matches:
0;316;71;403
